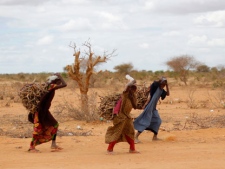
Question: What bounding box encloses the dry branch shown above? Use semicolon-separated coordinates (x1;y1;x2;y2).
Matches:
18;83;48;114
98;86;149;120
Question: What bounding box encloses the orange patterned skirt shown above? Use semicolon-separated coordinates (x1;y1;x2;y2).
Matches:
30;112;58;148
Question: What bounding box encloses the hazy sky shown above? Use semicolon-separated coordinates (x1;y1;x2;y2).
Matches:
1;0;225;73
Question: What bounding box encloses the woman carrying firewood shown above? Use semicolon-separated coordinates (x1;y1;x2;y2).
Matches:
105;76;140;154
28;73;67;153
133;77;170;143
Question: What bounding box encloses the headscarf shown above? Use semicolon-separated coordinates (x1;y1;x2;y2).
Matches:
159;77;167;84
46;75;59;84
149;77;167;100
125;74;136;87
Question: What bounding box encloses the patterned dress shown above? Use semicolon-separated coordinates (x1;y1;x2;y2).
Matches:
105;92;137;143
30;84;59;148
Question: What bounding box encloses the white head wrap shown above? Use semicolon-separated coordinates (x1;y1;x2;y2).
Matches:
125;74;134;82
46;75;59;84
125;74;136;86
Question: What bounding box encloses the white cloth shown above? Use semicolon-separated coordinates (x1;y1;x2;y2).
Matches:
46;75;59;84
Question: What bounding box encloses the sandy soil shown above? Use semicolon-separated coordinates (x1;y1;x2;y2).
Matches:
0;83;225;169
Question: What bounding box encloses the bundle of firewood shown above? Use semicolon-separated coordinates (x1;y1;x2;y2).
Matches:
98;93;121;120
136;86;149;109
18;83;48;114
98;86;149;120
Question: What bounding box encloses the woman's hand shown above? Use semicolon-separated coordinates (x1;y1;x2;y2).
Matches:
52;73;67;89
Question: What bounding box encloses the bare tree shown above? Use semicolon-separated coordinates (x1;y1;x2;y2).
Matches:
65;40;116;113
166;55;199;85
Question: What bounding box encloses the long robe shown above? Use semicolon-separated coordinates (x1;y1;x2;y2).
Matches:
133;87;164;134
30;84;59;147
105;92;137;143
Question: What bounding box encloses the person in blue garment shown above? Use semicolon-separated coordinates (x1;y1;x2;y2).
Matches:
133;77;170;143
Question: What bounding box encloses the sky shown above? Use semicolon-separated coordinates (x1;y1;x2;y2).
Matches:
0;0;225;74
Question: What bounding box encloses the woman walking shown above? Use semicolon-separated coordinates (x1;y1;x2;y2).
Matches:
28;73;67;152
133;77;169;143
105;83;139;154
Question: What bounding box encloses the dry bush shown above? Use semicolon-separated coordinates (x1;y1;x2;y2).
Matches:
207;88;225;109
0;82;24;107
186;87;198;109
182;112;225;130
53;91;100;122
0;73;52;82
0;113;33;138
160;107;225;131
0;113;93;138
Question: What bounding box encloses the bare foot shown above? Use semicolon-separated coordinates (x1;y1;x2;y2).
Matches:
106;150;114;155
28;148;41;153
152;135;162;141
134;138;141;144
152;137;162;141
51;145;63;152
129;150;140;154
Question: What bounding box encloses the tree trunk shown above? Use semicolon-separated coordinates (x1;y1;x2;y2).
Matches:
80;92;89;114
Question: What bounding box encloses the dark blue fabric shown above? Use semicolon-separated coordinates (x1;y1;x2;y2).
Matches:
133;81;167;133
134;88;162;133
150;81;167;100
